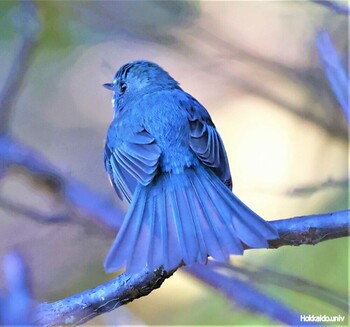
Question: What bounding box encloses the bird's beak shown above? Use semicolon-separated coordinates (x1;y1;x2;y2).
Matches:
103;83;114;90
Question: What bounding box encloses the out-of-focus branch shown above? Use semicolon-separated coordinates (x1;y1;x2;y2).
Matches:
287;178;348;196
0;195;70;224
0;252;34;325
164;27;348;140
0;135;123;231
312;0;350;15
0;0;41;135
191;23;298;79
186;264;301;326
210;65;348;140
213;262;348;312
33;210;349;326
316;30;349;124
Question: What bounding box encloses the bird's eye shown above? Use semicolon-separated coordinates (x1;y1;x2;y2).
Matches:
119;82;127;94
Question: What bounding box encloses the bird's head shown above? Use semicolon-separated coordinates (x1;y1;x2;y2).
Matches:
103;60;179;112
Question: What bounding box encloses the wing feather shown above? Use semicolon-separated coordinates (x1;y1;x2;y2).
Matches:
104;127;161;203
186;95;232;189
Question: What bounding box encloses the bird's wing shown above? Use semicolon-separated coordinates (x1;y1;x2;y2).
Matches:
186;95;232;189
104;127;161;203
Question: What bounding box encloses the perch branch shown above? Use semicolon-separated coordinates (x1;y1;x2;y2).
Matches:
35;267;176;326
34;210;349;326
268;209;349;248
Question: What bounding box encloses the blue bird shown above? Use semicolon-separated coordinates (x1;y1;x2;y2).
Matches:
103;60;278;273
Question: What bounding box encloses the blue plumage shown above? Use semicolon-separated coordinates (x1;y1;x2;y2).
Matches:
103;60;278;273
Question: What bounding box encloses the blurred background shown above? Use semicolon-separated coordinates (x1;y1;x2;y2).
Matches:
0;0;348;325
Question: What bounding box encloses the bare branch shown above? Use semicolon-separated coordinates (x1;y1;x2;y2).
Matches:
34;210;349;326
268;209;349;248
35;267;176;326
0;0;41;135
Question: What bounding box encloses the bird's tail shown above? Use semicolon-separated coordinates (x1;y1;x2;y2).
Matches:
104;166;278;273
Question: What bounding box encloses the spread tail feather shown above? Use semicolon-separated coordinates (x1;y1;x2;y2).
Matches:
104;166;278;273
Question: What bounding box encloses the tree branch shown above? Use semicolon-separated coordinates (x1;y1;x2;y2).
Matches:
34;210;349;326
0;0;41;135
268;210;349;248
35;267;176;326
